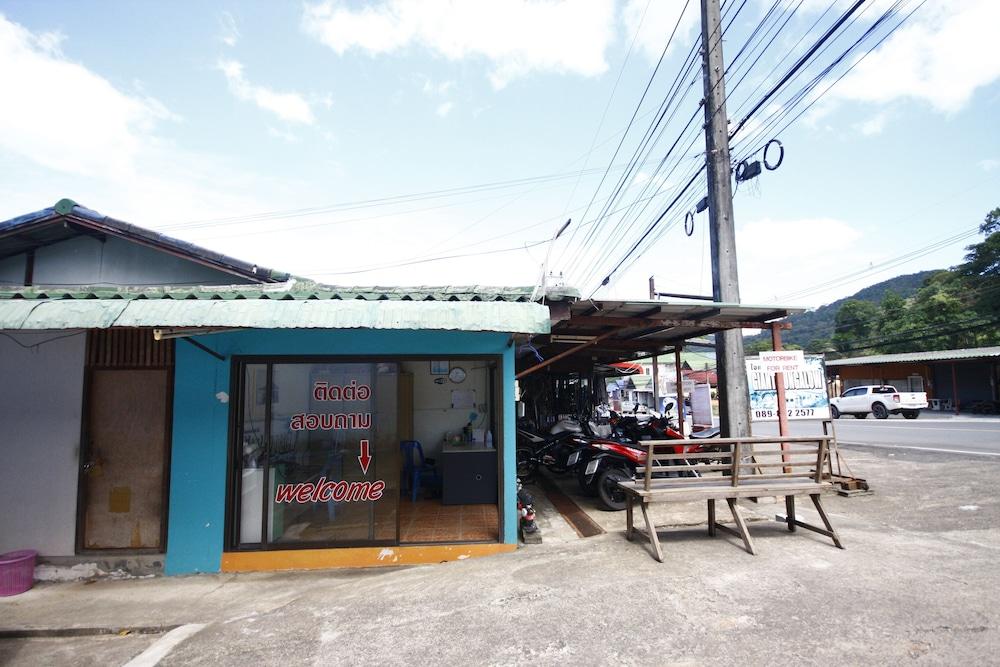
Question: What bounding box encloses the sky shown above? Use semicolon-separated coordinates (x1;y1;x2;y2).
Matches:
0;0;997;310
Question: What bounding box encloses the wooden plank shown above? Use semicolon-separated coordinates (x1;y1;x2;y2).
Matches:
726;498;756;555
643;442;654;491
731;442;741;487
707;499;716;537
639;501;664;562
810;493;844;549
625;495;634;541
816;438;828;483
639;436;832;447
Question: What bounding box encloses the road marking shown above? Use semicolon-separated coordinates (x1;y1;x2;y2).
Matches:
835;424;1000;432
123;623;206;667
840;442;1000;457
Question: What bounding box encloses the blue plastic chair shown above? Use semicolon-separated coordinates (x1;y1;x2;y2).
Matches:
400;440;440;502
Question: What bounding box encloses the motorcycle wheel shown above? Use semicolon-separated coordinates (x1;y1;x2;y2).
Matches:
596;466;632;511
516;448;538;483
576;462;598;496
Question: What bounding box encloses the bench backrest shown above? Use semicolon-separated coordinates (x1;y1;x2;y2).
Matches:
634;436;832;492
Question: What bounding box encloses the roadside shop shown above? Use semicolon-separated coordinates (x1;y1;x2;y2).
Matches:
0;201;554;575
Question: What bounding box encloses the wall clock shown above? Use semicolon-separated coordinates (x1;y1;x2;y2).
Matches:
448;366;467;384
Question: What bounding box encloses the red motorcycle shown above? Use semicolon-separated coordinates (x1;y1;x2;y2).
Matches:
578;409;720;510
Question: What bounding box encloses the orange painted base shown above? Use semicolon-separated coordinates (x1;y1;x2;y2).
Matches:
221;543;517;573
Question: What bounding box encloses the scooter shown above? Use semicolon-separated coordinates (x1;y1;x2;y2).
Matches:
580;405;721;510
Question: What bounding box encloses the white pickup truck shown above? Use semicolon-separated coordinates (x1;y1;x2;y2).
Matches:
830;385;928;420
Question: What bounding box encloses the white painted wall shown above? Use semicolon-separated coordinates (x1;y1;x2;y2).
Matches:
402;361;493;459
0;331;86;555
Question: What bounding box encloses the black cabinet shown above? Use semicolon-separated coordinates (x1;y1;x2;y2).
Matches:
440;446;498;505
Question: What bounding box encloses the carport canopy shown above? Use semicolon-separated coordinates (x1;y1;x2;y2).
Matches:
517;298;805;378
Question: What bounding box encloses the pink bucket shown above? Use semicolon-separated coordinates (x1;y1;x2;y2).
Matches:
0;550;37;596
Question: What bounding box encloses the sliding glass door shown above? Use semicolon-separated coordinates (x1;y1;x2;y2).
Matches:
233;360;401;549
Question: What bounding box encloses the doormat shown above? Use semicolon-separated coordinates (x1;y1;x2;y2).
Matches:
535;476;605;538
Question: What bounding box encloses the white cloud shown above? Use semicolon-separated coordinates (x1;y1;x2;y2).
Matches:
735;218;868;303
0;14;307;242
435;101;454;117
421;77;454;96
0;15;174;178
857;111;888;136
832;0;1000;113
622;0;699;62
217;59;315;124
978;158;999;172
302;0;615;89
219;11;240;47
267;126;301;143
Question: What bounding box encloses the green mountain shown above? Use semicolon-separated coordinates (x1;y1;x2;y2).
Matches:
745;270;941;351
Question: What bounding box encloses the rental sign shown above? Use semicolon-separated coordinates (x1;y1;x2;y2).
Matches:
275;381;385;504
746;353;831;421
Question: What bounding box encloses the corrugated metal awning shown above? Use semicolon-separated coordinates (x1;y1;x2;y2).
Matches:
826;346;1000;366
0;298;551;335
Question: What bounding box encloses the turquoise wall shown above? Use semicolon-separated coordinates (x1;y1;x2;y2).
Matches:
165;329;516;575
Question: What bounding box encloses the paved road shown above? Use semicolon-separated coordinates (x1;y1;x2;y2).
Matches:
752;415;1000;456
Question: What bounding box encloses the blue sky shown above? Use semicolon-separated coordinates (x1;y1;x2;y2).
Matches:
0;0;997;309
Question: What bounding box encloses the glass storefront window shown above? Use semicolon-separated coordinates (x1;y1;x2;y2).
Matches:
234;361;400;548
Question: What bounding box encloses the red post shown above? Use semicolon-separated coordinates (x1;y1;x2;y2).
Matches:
770;324;790;435
771;323;790;465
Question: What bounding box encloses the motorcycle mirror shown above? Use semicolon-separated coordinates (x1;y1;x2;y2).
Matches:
664;401;675;412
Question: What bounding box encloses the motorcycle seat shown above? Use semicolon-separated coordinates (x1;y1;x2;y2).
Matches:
689;427;721;439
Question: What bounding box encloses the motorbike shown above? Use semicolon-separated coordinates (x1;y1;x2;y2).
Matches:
516;417;593;482
579;404;722;510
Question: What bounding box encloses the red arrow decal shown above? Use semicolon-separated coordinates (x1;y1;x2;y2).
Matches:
358;439;372;475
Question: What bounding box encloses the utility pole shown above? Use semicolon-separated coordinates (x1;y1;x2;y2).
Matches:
700;0;751;438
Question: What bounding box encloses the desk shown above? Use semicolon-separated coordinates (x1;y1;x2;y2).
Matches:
440;444;498;505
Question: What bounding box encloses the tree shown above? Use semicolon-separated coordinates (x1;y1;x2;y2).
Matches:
875;290;914;354
831;299;879;353
957;206;1000;322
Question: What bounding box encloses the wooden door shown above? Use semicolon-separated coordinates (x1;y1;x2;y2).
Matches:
80;369;170;550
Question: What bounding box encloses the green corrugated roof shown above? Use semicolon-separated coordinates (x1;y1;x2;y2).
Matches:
0;282;579;302
826;346;1000;366
0;298;551;334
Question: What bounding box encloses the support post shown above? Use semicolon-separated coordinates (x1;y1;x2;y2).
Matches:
700;0;750;438
652;354;661;414
674;346;686;435
951;363;960;414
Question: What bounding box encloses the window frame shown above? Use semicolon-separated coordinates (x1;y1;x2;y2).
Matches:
224;353;506;552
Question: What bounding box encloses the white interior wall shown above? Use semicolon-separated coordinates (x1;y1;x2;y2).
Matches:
402;360;492;459
0;330;86;556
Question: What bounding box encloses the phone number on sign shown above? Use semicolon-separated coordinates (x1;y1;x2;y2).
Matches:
753;408;818;419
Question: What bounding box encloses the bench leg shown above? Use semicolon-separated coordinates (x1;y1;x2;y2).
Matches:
787;494;845;549
625;494;635;541
639;501;664;563
707;499;716;537
785;495;796;532
810;493;845;549
727;498;757;555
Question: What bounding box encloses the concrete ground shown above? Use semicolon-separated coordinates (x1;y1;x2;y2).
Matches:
2;444;999;666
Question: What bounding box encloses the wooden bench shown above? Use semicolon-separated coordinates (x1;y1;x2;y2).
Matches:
620;436;844;562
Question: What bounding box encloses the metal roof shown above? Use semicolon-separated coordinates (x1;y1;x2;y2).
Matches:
542;298;803;362
826;346;1000;367
0;298;550;334
515;298;803;376
0;199;289;283
0;282;579;303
